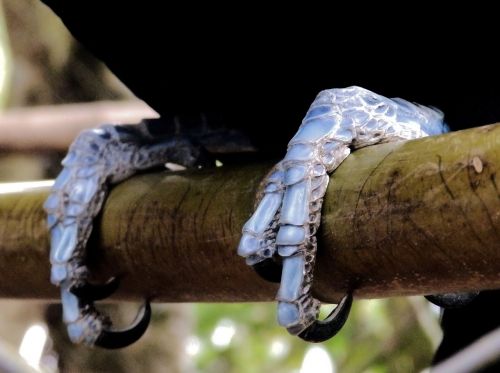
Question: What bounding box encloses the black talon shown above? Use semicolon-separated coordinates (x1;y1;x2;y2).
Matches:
94;301;152;349
252;258;283;283
425;291;480;309
298;293;353;343
70;276;121;301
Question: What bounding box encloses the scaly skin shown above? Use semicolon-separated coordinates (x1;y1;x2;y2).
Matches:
44;122;199;347
238;86;448;339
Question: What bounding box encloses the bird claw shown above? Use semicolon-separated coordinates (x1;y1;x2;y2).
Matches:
70;276;121;301
238;86;448;341
298;293;353;343
252;259;282;284
426;292;480;309
94;301;152;349
45;121;200;347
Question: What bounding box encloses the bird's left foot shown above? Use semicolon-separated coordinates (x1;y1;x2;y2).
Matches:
238;86;449;342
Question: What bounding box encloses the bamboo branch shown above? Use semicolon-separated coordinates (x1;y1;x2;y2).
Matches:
0;124;498;302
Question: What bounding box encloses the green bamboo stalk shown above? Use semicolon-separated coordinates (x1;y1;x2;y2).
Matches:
0;124;498;302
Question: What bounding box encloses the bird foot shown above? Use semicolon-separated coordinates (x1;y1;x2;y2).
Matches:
44;120;201;347
238;86;448;342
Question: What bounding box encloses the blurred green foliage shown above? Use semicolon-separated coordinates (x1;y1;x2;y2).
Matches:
193;298;439;373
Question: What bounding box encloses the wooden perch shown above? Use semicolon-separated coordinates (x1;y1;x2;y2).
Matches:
0;124;498;303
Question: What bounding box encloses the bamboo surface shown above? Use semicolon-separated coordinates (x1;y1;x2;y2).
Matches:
0;124;498;302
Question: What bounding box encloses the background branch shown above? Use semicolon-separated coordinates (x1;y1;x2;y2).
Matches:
0;100;157;151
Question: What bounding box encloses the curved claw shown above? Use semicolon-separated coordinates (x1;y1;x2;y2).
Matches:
252;259;283;283
70;276;121;301
425;292;480;309
94;301;151;349
298;293;353;343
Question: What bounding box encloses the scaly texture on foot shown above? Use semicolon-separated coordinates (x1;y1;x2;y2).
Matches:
45;122;199;347
238;86;448;341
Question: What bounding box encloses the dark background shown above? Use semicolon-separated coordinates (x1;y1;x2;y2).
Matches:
41;1;500;152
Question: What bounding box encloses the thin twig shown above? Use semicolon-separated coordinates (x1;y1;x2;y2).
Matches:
424;326;500;373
